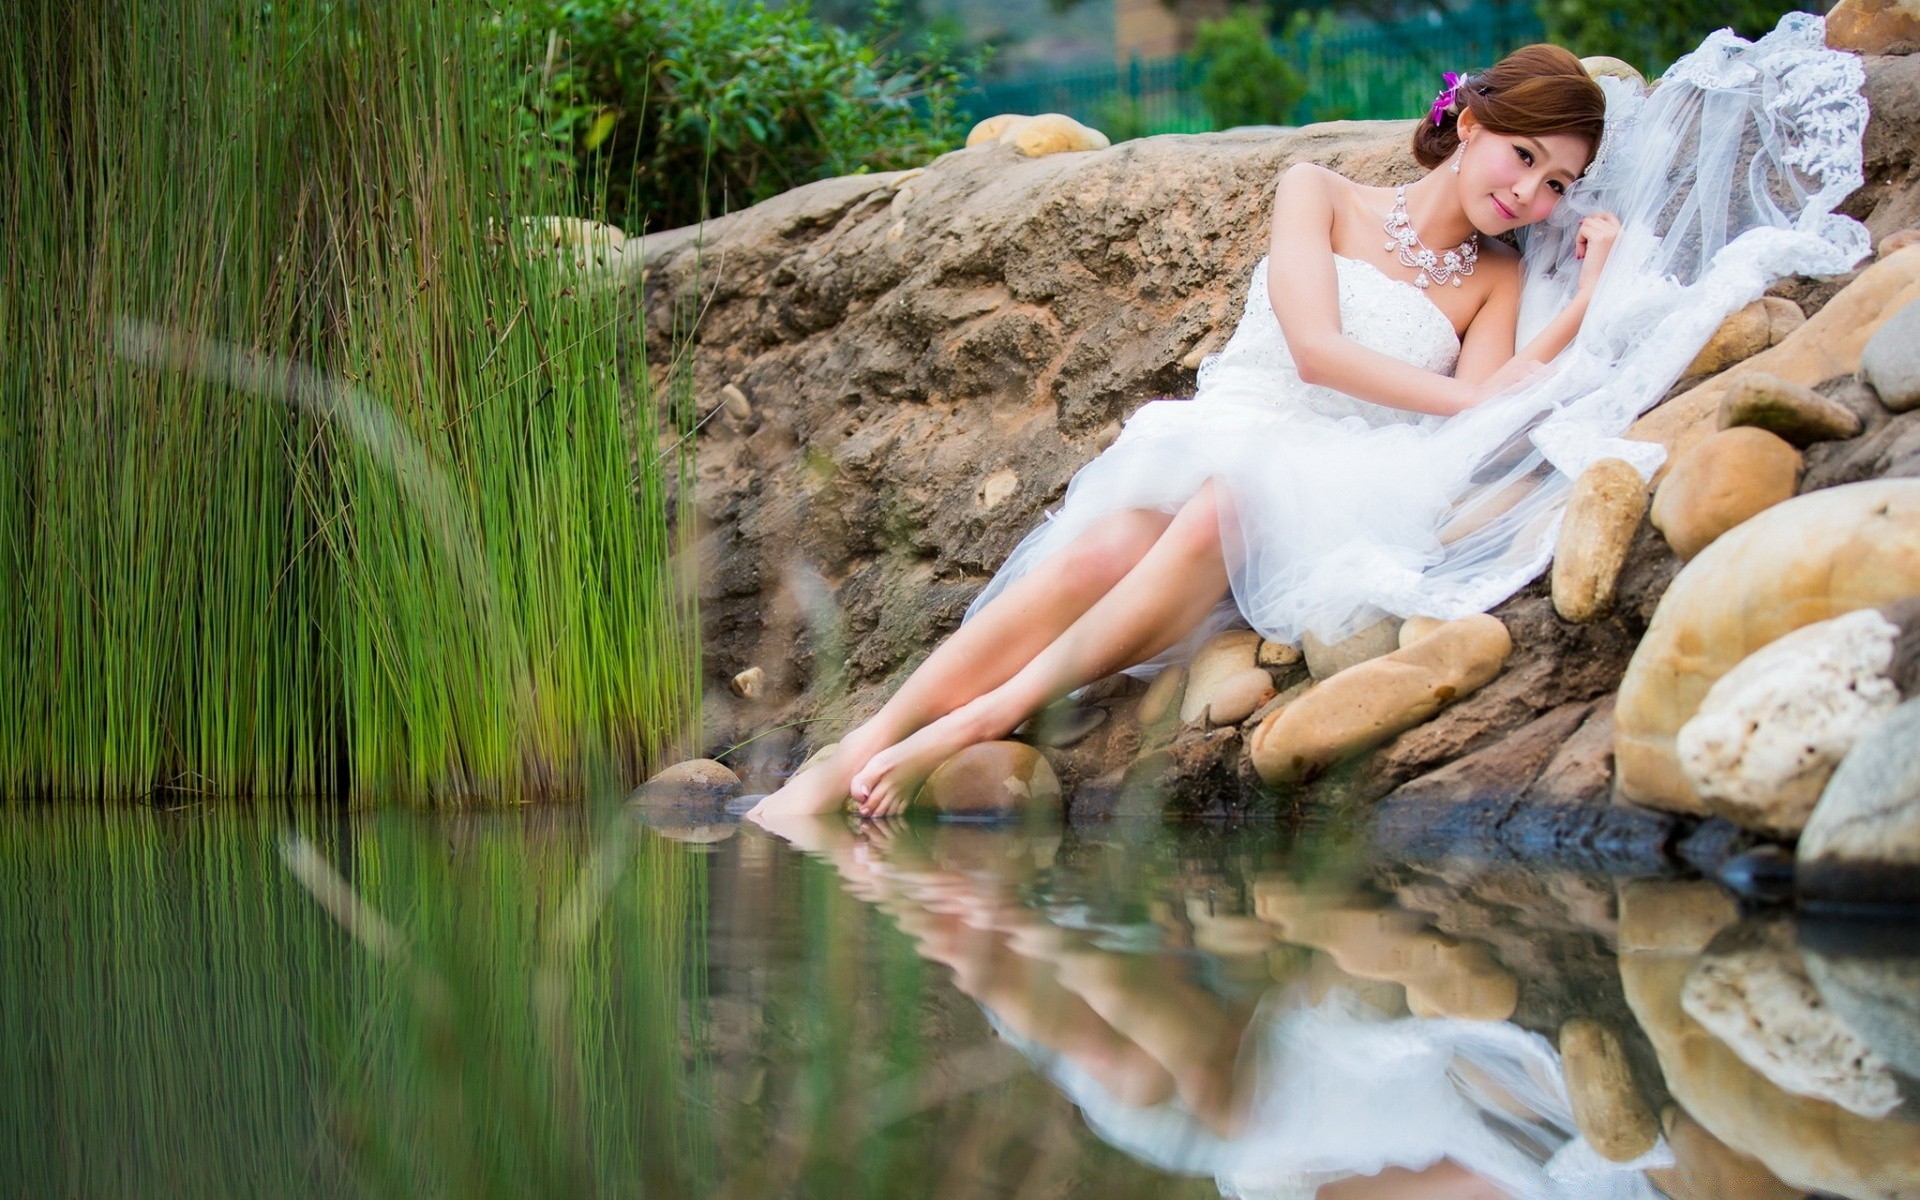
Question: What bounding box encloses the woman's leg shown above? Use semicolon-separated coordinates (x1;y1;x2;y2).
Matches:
852;482;1232;816
746;506;1176;821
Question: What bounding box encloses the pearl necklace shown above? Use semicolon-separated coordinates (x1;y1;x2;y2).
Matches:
1384;185;1478;289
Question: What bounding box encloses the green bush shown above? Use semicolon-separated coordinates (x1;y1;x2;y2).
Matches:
503;0;974;233
1535;0;1807;69
1188;7;1306;129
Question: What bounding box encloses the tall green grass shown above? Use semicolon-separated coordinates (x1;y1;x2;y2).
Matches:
0;0;697;800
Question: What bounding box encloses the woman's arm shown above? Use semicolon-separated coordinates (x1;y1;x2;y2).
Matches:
1267;164;1481;417
1457;213;1621;396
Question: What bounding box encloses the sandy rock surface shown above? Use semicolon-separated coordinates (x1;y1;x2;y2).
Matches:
1552;457;1648;622
1650;427;1804;560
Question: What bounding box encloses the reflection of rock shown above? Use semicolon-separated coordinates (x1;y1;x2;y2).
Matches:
1645;1106;1804;1200
1676;609;1902;837
1616;480;1920;815
1799;696;1920;905
1551;457;1647;623
1559;1018;1658;1162
919;740;1062;817
1617;880;1739;956
1620;901;1920;1199
1802;918;1920;1084
1650;427;1803;561
1249;615;1511;785
1680;921;1903;1119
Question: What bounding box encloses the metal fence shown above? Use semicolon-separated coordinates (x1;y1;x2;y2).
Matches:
966;1;1553;136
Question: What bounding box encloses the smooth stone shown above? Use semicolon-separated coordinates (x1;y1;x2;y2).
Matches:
975;468;1019;510
1682;299;1774;380
999;113;1110;157
1551;457;1648;622
1718;371;1864;445
1883;228;1920;259
918;740;1061;817
1826;0;1920;54
1676;609;1902;836
1680;921;1902;1119
729;665;766;699
1616;880;1739;956
1396;615;1447;648
1616;480;1920;815
1580;55;1647;88
630;758;742;806
1138;664;1186;725
1250;615;1510;785
1255;638;1303;668
1650;427;1803;561
1560;1017;1660;1162
1020;702;1108;748
1863;297;1920;412
1798;696;1920;905
720;381;752;423
1303;617;1402;680
1627;246;1920;478
1204;667;1277;727
1761;295;1806;346
1181;629;1263;723
965;112;1026;147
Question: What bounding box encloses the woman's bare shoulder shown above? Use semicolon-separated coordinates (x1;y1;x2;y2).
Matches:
1477;238;1523;291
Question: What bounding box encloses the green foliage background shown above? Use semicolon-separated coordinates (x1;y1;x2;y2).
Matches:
1189;8;1307;129
1534;0;1811;66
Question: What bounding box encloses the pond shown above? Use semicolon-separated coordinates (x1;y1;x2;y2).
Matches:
4;804;1917;1199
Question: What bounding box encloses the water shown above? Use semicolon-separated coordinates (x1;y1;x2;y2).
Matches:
4;806;1918;1199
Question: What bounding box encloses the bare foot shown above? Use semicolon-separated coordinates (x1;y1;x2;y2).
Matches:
849;698;1011;818
745;725;889;824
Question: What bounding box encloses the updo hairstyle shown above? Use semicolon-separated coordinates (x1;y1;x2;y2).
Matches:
1412;44;1606;171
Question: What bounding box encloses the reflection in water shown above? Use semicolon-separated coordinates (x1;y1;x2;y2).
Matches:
5;806;1920;1199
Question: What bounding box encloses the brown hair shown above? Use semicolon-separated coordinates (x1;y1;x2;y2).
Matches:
1412;45;1606;171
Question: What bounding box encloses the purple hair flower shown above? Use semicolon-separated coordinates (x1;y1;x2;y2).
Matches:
1429;71;1462;126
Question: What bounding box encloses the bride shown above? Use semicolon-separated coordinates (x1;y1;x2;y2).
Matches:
748;15;1870;823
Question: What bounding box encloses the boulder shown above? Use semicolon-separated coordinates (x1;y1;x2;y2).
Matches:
1302;617;1402;680
1396;615;1448;647
965;113;1026;147
1676;609;1902;837
1885;228;1920;259
1680;921;1903;1119
1719;371;1865;445
997;113;1110;157
1650;427;1803;561
1864;297;1920;412
1615;480;1920;814
918;740;1062;817
1204;667;1277;727
1138;664;1187;726
1681;299;1774;380
1628;246;1920;475
1799;696;1920;905
1551;457;1648;622
1249;615;1511;785
1644;1107;1805;1200
1180;629;1263;723
630;758;743;806
1560;1017;1660;1162
1828;0;1920;55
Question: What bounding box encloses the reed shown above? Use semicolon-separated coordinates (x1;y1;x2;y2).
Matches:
0;0;697;800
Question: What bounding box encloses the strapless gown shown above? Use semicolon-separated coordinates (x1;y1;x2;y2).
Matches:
966;252;1472;657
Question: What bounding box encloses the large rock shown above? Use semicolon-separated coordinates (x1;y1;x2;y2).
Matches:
1828;0;1920;55
1302;617;1402;680
1616;480;1920;814
918;740;1062;817
1249;615;1510;785
1680;298;1776;381
1719;371;1865;445
1650;427;1803;561
1864;297;1920;412
1799;696;1920;905
1551;457;1648;622
1628;246;1920;475
1676;609;1903;836
1644;1107;1805;1200
1680;921;1903;1119
1802;918;1920;1083
1203;667;1277;726
630;758;743;806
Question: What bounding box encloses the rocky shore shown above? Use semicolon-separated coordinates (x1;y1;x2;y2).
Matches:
623;31;1920;897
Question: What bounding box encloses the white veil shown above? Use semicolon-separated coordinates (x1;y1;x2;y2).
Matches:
1380;12;1870;626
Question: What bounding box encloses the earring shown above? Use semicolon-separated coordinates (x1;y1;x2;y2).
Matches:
1451;147;1462;174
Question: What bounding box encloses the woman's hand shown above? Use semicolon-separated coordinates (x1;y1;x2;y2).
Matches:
1574;212;1622;294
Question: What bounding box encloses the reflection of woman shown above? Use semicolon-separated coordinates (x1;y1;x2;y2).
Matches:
763;813;1667;1199
747;16;1867;823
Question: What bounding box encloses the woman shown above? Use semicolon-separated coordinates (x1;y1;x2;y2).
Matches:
749;16;1869;822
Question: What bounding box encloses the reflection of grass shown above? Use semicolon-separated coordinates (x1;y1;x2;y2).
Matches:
0;0;696;800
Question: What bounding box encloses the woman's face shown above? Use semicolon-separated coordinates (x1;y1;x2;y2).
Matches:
1452;111;1591;234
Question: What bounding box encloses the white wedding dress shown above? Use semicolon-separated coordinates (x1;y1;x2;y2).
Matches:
965;14;1872;655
